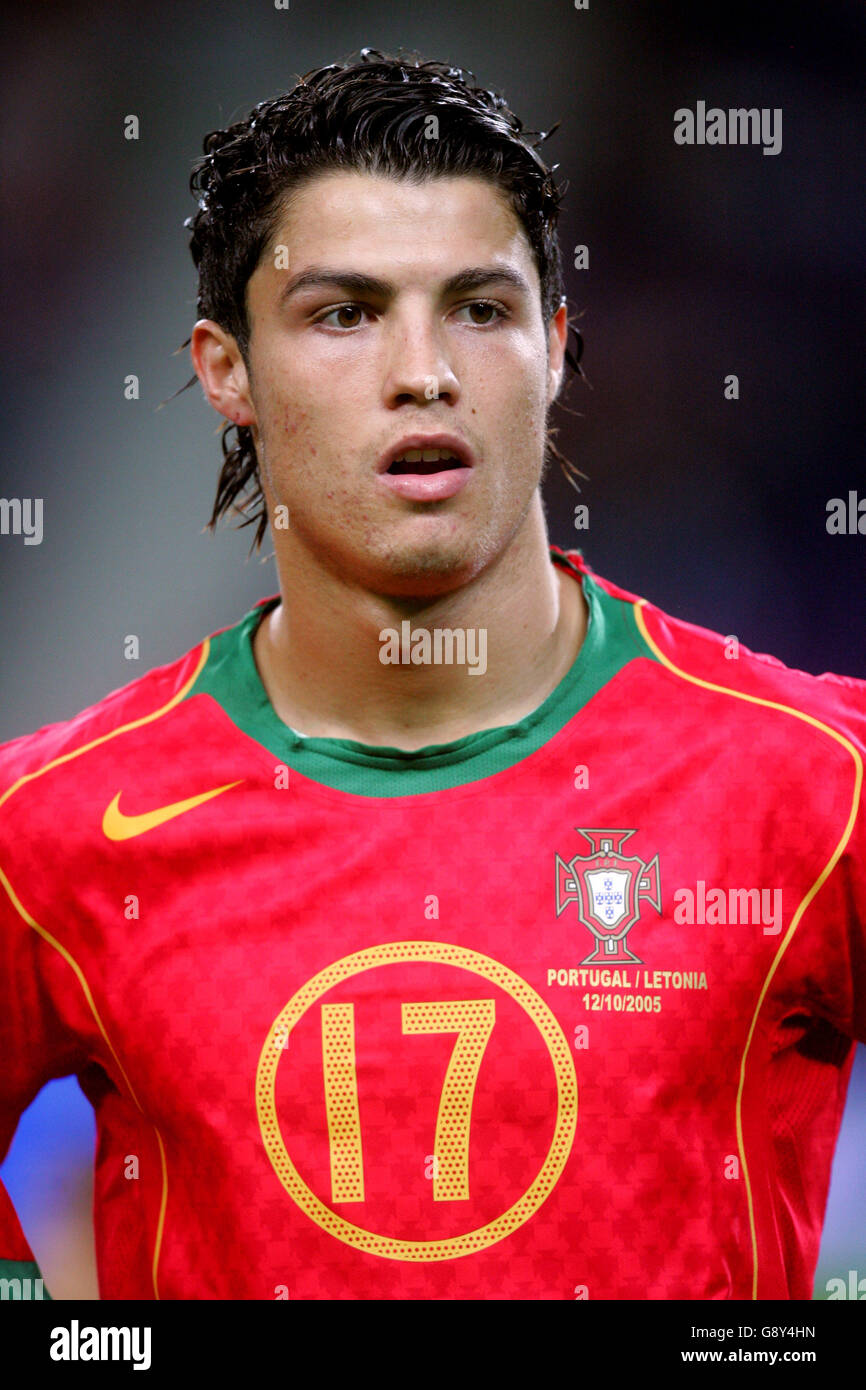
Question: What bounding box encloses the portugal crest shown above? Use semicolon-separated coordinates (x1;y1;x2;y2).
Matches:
555;829;661;965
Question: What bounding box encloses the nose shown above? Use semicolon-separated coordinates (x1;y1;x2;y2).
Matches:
381;303;460;408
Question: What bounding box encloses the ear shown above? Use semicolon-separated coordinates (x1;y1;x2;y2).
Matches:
190;319;257;428
546;300;569;405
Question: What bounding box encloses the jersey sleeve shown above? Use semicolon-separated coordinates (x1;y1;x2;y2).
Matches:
827;780;866;1043
797;687;866;1045
0;809;85;1293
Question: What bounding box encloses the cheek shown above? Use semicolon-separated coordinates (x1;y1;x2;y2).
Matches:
277;405;305;443
482;345;548;417
262;370;358;452
257;412;314;493
255;375;320;464
499;372;548;447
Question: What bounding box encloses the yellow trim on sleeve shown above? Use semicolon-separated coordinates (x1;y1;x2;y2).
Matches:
0;639;210;812
634;600;863;1299
0;636;211;1299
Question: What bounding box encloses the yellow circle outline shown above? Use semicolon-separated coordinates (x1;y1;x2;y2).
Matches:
256;941;578;1261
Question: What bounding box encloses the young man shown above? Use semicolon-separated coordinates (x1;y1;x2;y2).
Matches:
1;51;863;1302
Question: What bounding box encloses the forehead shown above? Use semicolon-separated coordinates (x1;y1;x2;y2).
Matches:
258;169;538;285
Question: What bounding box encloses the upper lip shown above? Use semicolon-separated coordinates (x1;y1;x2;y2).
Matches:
377;432;476;474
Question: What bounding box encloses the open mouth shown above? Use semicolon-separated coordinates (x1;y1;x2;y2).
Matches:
387;449;466;475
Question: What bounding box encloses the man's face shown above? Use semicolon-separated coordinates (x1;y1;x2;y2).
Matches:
231;170;566;597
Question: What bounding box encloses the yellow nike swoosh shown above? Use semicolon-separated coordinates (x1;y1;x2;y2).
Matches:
102;781;243;841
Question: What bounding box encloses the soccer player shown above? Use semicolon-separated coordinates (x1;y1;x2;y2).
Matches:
1;50;864;1302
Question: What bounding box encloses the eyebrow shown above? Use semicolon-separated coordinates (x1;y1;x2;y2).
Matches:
277;264;533;307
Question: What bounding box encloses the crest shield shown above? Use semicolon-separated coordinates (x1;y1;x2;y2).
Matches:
555;829;661;965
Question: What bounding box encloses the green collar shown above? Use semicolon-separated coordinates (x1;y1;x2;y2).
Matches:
185;550;656;796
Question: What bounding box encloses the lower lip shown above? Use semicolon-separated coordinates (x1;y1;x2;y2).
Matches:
378;467;472;502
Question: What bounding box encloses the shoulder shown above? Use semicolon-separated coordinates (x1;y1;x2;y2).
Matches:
0;623;221;795
558;547;866;754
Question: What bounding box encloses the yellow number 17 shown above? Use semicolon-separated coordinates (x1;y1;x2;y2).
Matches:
321;998;496;1204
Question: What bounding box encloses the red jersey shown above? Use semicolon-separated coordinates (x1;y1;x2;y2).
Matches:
1;548;864;1300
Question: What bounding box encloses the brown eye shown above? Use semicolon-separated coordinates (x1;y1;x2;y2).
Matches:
457;301;505;326
318;304;366;328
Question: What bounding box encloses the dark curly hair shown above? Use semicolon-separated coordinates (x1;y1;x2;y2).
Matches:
182;47;585;550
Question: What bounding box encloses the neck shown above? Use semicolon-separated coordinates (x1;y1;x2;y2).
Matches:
252;499;587;751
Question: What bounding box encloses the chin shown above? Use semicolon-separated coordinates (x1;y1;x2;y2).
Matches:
370;537;488;596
